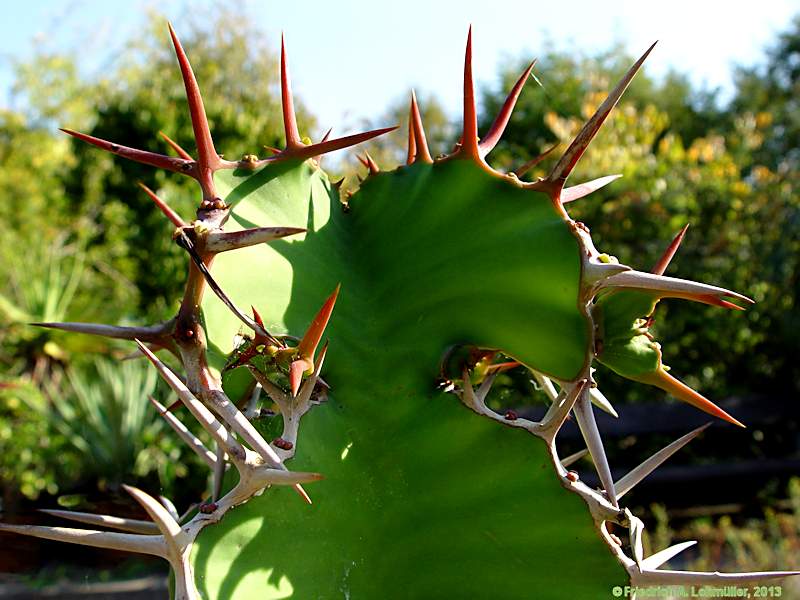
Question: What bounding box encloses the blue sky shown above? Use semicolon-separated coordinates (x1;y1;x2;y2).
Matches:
1;0;798;135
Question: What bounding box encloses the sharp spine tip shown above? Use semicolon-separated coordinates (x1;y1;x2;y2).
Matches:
280;33;302;150
409;90;433;164
479;59;536;157
652;224;691;276
137;182;186;227
547;42;656;187
459;25;481;161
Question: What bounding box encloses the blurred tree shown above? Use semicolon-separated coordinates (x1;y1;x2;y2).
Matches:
730;15;800;171
478;46;726;173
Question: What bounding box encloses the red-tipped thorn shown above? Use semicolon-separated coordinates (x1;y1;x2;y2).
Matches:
600;270;753;309
460;26;481;160
158;131;193;160
561;174;622;203
272;126;397;162
167;23;219;174
297;285;340;361
485;361;520;374
137;183;186;228
652;224;690;276
289;359;307;398
479;60;536;158
290;285;340;397
280;33;303;150
406;97;417;165
251;306;265;330
409;90;433;164
547;42;657;187
642;368;745;428
513;143;560;178
363;151;379;174
61;128;193;174
691;294;748;311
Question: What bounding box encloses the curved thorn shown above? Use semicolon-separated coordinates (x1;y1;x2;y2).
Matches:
60;128;193;174
514;143;559;178
31;320;173;343
271;126;398;162
615;423;710;499
573;390;617;508
560;448;588;468
135;341;247;461
410;90;433;163
596;270;754;308
479;60;536;157
548;42;657;187
122;485;182;541
629;512;645;566
205;227;306;253
460;26;480;160
0;523;165;557
158;131;193;160
167;23;219;173
148;396;217;470
137;182;186;228
641;541;697;570
561;174;622;203
158;496;180;523
38;509;159;535
280;33;302;149
642;369;745;427
653;224;690;276
406;96;417;165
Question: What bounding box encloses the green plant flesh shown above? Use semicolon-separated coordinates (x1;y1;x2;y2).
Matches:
193;159;610;597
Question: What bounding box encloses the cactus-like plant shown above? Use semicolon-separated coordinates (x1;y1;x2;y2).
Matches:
3;23;798;599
